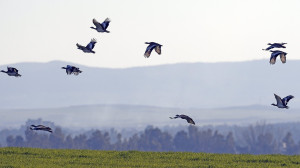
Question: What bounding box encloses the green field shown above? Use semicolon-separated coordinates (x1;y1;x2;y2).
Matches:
1;148;300;168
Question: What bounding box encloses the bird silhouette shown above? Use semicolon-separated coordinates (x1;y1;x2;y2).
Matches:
170;114;195;125
263;43;287;51
90;18;111;33
30;125;53;133
144;42;162;58
76;39;97;53
62;65;82;75
1;67;21;77
269;50;287;65
271;94;294;109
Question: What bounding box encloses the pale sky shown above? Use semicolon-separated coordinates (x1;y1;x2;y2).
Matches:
0;0;300;68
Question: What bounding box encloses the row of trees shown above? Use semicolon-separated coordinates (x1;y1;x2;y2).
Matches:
5;125;300;154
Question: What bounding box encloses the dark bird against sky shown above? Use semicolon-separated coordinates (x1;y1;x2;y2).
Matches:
1;67;21;77
269;50;287;65
90;18;111;33
170;114;195;125
30;125;53;133
271;94;294;109
144;42;162;58
62;65;82;75
76;39;97;54
263;43;287;51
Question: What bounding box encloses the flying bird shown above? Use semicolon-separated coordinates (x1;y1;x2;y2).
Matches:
269;50;287;65
30;125;53;133
1;67;21;77
170;114;195;125
76;39;97;53
144;42;162;58
263;43;287;51
62;65;82;75
271;94;294;109
90;18;111;33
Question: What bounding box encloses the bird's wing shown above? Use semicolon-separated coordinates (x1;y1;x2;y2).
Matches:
66;69;72;74
271;51;281;57
269;51;282;64
74;67;81;73
280;53;286;63
76;43;86;50
155;45;161;55
186;117;195;125
93;18;102;28
37;125;47;129
101;18;111;30
144;44;156;58
170;115;180;119
282;95;294;105
264;46;274;50
86;39;96;50
70;66;78;73
273;43;286;48
86;42;95;50
269;55;277;65
7;67;14;72
274;94;284;105
144;50;152;58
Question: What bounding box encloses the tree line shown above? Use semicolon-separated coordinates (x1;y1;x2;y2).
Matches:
5;124;300;155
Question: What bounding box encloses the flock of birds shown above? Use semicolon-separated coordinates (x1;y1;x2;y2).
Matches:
262;43;287;65
0;19;295;132
262;43;294;110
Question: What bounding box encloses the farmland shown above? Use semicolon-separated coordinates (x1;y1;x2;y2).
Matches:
0;148;300;167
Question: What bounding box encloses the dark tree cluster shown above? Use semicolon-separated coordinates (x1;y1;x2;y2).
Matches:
5;124;300;155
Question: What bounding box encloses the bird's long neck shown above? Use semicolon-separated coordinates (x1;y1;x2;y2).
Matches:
90;27;96;30
1;70;7;73
62;67;67;69
271;103;277;106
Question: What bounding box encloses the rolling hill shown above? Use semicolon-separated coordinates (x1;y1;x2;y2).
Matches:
0;60;299;109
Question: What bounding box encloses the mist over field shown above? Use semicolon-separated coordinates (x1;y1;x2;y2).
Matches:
2;60;300;154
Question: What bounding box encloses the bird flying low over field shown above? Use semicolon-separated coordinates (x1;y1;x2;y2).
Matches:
1;67;21;77
144;42;162;58
62;65;82;75
76;39;97;54
30;125;53;133
263;43;287;51
269;50;287;65
271;94;294;109
170;114;195;125
90;18;111;33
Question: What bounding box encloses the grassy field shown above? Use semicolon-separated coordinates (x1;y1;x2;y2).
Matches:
1;148;300;168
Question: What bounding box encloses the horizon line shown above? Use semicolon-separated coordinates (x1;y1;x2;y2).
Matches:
0;58;293;69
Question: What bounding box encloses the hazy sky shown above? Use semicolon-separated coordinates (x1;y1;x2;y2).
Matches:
0;0;300;68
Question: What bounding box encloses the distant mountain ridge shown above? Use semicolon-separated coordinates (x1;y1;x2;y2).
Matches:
1;103;300;130
0;60;299;109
